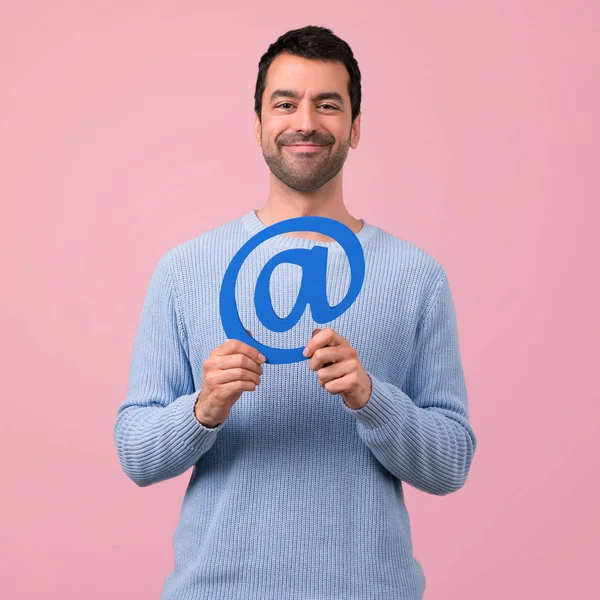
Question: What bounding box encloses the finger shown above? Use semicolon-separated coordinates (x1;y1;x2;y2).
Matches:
310;328;334;366
218;338;266;364
317;360;355;387
218;353;264;375
308;346;346;370
217;380;258;398
212;367;261;386
304;327;343;357
323;372;355;395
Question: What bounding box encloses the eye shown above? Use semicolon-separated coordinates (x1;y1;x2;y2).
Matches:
274;103;339;111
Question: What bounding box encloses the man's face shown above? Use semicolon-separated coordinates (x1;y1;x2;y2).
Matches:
254;53;360;192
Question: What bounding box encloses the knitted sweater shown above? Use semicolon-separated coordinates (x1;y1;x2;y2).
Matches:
113;209;477;600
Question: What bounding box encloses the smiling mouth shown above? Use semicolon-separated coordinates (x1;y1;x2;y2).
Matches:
284;144;328;153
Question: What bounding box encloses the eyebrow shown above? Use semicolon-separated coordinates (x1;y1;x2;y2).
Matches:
269;89;345;107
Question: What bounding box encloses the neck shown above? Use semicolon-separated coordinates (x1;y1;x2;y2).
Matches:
257;176;363;242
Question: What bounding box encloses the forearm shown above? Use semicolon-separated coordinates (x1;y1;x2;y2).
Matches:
344;373;477;495
114;391;224;487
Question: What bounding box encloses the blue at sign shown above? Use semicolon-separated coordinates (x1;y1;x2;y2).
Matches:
219;216;365;364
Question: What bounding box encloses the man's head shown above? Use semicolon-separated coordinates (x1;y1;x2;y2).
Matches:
253;26;362;192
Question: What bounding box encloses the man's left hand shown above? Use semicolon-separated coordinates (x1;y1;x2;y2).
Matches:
303;327;372;410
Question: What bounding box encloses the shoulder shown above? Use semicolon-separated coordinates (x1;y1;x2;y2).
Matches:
365;223;451;323
172;215;243;255
369;224;445;282
157;214;247;273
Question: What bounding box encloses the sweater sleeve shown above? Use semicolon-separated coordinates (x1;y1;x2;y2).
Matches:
342;270;477;495
113;249;225;487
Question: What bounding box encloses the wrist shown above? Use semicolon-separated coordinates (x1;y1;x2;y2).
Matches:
194;393;220;428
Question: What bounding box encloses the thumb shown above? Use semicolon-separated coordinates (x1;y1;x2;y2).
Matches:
312;328;322;338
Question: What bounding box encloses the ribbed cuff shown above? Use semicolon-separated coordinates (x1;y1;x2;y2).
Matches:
173;392;226;450
340;372;408;430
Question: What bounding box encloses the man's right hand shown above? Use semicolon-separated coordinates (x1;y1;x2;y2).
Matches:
194;335;266;428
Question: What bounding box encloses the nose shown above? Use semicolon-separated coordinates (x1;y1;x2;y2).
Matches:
291;101;318;135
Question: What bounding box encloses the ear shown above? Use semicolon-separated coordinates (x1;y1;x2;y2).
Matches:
350;112;361;149
254;113;262;146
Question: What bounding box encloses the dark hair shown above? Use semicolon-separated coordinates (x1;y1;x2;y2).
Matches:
254;25;362;125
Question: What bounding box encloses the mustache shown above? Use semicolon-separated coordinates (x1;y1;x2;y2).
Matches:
279;136;333;146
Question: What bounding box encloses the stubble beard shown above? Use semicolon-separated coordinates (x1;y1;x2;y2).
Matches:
261;134;351;192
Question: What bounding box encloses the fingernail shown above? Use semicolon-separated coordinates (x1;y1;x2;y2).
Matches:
303;347;309;357
258;353;266;362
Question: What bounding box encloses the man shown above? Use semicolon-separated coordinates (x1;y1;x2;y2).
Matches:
114;25;477;600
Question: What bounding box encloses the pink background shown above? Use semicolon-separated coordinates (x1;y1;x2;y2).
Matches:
1;2;598;598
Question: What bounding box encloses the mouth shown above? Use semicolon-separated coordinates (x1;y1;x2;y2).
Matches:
284;144;328;153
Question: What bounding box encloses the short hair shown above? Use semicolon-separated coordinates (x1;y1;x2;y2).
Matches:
254;25;362;125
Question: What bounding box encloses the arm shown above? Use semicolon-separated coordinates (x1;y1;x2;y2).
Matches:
343;270;477;495
113;249;225;487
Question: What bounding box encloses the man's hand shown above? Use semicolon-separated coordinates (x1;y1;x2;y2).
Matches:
303;327;372;410
194;331;265;427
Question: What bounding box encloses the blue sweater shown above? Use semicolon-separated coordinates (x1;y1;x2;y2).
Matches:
114;209;477;599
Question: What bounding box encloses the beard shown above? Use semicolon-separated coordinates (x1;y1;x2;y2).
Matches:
261;132;351;192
